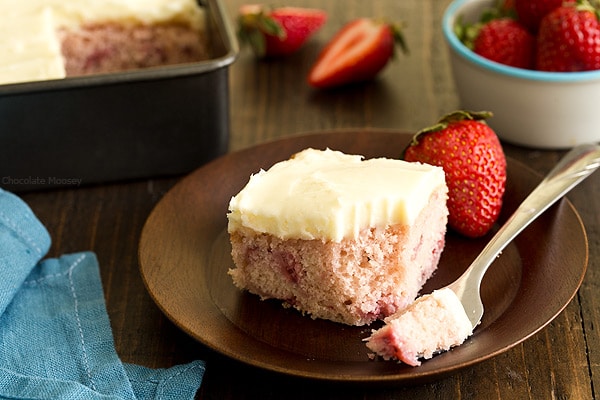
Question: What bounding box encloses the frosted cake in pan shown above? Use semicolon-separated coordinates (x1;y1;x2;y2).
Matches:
0;0;209;85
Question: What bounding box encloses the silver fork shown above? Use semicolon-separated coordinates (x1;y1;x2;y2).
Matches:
447;143;600;329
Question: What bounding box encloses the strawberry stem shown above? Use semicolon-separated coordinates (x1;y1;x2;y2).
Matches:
439;110;493;124
390;23;409;55
575;0;600;20
410;110;493;145
237;7;286;57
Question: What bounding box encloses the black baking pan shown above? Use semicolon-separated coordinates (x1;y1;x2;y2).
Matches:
0;0;239;192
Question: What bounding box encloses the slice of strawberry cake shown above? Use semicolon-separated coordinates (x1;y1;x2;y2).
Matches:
365;287;474;365
227;148;449;326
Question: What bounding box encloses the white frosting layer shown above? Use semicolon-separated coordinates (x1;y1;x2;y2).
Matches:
0;9;65;85
0;0;204;85
2;0;205;29
228;148;447;242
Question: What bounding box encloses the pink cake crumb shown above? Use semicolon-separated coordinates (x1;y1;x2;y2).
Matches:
59;23;209;76
364;287;474;366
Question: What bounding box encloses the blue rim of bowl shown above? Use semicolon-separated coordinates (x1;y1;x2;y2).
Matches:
442;0;600;82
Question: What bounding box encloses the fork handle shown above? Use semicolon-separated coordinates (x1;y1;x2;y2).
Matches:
459;143;600;291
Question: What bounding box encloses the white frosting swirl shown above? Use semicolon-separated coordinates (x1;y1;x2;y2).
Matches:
228;148;447;242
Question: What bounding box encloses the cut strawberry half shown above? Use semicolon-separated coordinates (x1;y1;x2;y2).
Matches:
238;4;327;58
308;18;407;88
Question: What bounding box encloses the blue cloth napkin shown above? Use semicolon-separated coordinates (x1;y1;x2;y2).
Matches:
0;188;205;399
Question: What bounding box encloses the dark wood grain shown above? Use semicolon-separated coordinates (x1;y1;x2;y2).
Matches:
14;0;600;399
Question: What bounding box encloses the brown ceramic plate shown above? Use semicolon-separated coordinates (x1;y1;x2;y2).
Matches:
138;129;588;384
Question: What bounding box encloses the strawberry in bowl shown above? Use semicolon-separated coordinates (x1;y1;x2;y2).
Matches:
535;1;600;72
456;17;535;69
442;0;600;148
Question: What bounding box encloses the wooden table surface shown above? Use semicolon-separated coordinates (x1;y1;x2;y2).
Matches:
16;0;600;398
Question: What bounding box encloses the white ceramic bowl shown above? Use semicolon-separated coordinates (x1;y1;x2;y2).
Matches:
442;0;600;149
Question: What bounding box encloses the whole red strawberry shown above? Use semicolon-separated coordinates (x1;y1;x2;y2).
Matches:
472;18;535;69
307;18;407;88
515;0;575;32
403;111;507;238
536;0;600;71
238;5;327;58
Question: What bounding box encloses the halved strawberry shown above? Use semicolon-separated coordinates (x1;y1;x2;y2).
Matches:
238;4;327;58
307;18;407;89
403;111;507;238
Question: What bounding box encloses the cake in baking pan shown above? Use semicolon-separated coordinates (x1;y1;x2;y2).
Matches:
0;0;209;85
